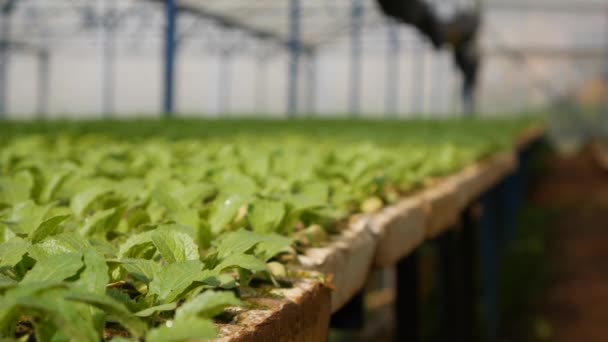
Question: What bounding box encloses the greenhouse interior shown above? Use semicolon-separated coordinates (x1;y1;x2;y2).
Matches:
1;0;608;341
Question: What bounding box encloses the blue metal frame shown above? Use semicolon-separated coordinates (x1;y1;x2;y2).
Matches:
461;207;478;342
395;250;420;341
480;183;501;342
163;0;178;117
412;43;426;116
330;291;365;330
349;0;364;116
254;52;268;113
0;4;13;118
287;0;301;117
36;50;50;117
101;0;116;118
306;50;317;115
218;48;233;115
385;20;400;116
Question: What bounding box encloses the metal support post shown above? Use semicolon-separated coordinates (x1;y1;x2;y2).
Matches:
287;0;301;117
305;50;318;115
395;250;420;342
435;57;443;116
163;0;178;117
385;20;400;116
461;205;479;342
330;291;365;330
254;53;268;113
218;49;233;116
502;143;535;247
412;42;426;116
0;3;13;118
36;50;50;117
100;0;116;117
437;228;467;341
480;183;504;342
500;170;523;249
349;0;364;116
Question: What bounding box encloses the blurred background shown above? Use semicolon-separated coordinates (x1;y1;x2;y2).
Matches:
1;0;607;123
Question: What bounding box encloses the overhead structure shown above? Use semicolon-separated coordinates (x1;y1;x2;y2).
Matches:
3;0;608;117
150;0;389;116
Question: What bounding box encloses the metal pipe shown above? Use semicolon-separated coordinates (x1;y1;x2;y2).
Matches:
218;49;233;116
36;50;50;117
306;50;317;115
100;0;116;118
349;0;364;116
163;0;178;117
254;53;268;113
385;20;400;117
0;4;12;118
412;42;426;116
287;0;301;117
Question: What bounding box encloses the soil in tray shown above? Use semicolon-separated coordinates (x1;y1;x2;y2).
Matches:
526;147;608;342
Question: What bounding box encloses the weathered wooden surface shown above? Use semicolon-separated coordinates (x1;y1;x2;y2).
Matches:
280;128;535;319
455;152;517;210
298;217;376;313
371;196;427;268
217;278;331;342
369;151;517;266
422;179;461;239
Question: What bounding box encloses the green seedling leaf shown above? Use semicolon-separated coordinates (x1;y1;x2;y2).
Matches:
200;274;237;289
148;260;204;303
15;291;100;342
120;259;161;284
0;274;17;289
76;251;109;295
39;169;73;204
71;187;110;217
29;214;69;243
134;302;178;317
117;231;155;259
0;171;33;206
213;229;265;259
248;199;285;234
66;291;147;338
175;290;241;320
79;207;118;236
22;252;83;284
28;232;90;260
255;234;293;262
0;237;30;268
289;182;329;210
151;225;200;264
215;171;258;196
214;254;266;274
6;200;51;236
171;182;216;207
146;316;216;342
209;195;246;234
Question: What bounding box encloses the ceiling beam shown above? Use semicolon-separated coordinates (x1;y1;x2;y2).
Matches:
148;0;314;52
485;46;607;60
486;1;608;13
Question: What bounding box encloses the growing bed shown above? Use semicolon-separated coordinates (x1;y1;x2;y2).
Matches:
0;118;540;341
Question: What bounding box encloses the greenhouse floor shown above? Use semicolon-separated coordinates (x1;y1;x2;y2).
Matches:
532;148;608;342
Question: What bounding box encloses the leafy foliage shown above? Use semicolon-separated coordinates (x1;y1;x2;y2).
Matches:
0;118;536;340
